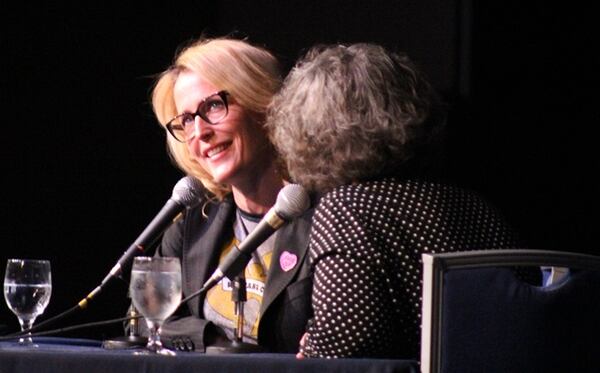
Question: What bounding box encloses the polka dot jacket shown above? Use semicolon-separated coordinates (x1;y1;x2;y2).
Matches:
301;178;522;359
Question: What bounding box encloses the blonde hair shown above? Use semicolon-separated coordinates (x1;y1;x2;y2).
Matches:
152;37;282;199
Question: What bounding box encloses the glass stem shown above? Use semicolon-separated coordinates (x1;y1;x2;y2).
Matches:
146;322;163;352
18;318;34;345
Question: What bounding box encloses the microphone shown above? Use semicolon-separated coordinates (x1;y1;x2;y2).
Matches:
100;176;204;288
201;184;310;291
11;176;204;338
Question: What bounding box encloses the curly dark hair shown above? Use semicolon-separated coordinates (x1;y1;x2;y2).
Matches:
266;43;446;193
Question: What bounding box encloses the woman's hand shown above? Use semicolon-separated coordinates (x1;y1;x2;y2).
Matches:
296;332;308;359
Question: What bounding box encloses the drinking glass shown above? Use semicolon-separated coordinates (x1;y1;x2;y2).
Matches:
129;257;181;355
3;259;52;346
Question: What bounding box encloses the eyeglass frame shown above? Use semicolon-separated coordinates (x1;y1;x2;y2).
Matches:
165;90;230;143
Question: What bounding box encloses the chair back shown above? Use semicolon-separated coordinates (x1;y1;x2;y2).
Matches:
420;249;600;373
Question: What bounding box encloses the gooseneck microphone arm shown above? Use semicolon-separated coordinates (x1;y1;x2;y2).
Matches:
100;198;187;287
4;176;204;338
201;183;310;292
200;208;287;291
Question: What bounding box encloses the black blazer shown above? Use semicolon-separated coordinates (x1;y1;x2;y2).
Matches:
157;194;314;353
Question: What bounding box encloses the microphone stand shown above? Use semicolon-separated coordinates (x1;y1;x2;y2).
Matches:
101;300;147;349
205;275;264;354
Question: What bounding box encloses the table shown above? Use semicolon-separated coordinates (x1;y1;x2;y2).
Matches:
0;337;419;373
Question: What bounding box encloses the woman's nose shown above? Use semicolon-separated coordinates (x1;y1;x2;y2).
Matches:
192;115;213;142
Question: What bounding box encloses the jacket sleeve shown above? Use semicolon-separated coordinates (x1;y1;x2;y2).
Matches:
301;192;399;358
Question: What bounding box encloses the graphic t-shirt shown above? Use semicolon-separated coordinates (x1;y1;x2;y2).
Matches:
203;209;275;343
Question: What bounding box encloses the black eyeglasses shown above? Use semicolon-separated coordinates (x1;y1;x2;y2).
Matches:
165;90;229;142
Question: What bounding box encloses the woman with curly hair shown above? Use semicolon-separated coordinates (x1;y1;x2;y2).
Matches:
266;43;523;359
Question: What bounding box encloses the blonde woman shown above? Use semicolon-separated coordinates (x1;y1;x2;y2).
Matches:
148;37;313;353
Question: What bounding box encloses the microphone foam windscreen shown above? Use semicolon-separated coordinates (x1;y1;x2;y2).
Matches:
171;176;204;208
275;184;310;219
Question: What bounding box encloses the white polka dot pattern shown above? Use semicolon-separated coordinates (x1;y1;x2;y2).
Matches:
302;178;521;358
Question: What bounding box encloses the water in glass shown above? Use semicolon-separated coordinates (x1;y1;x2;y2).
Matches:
3;259;52;346
129;257;181;355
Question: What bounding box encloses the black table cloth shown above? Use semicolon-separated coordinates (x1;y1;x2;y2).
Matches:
0;337;418;373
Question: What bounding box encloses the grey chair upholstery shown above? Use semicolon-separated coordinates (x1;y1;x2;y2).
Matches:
420;249;600;373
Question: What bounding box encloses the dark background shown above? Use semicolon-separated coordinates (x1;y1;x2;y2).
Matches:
1;1;596;340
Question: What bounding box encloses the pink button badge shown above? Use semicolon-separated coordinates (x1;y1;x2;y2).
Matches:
279;251;298;272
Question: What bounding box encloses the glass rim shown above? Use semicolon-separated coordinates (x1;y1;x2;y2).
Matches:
6;258;51;264
131;256;181;270
132;256;179;262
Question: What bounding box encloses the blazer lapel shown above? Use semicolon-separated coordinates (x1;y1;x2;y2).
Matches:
259;211;312;317
184;196;235;316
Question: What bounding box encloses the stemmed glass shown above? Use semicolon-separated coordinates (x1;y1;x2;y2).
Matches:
3;259;52;346
129;257;181;355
